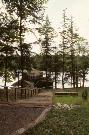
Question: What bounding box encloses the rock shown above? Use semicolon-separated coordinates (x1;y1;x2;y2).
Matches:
54;103;80;110
57;103;62;108
62;104;70;110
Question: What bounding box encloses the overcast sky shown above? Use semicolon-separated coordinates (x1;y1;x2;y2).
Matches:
46;0;89;40
0;0;89;53
0;0;89;40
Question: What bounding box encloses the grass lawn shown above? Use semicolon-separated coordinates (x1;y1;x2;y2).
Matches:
23;107;89;135
53;95;89;106
23;88;89;135
53;87;89;105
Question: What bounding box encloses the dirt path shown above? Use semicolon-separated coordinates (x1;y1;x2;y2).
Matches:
0;91;53;135
16;91;53;106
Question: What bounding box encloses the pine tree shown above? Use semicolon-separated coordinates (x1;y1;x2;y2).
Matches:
60;9;70;89
2;0;48;87
0;12;18;86
38;16;55;88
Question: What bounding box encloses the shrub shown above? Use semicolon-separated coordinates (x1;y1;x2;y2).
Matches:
82;89;88;100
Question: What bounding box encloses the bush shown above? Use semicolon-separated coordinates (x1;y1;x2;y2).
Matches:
82;89;88;100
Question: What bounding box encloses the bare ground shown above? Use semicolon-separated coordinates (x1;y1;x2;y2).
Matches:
0;104;45;135
0;91;53;135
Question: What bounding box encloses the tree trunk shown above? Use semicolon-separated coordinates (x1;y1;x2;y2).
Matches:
45;69;48;89
54;71;57;89
73;71;75;88
70;17;76;89
76;75;78;88
4;52;7;86
82;71;85;88
19;0;24;88
62;74;64;89
71;74;73;87
75;67;78;88
62;37;65;90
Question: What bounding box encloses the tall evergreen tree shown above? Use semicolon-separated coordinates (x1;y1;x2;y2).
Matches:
38;16;55;88
2;0;48;87
0;12;18;86
60;9;70;89
51;47;62;89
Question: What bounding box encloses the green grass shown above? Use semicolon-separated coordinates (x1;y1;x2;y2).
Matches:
53;95;89;106
23;107;89;135
53;95;82;105
53;87;89;106
22;88;89;135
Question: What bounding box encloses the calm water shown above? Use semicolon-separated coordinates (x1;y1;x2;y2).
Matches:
0;72;89;88
44;72;89;88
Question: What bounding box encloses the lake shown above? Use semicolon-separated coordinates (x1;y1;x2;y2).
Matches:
0;72;89;88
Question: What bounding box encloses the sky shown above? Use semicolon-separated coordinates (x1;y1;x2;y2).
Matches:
0;0;89;86
33;0;89;53
45;0;89;40
0;0;89;53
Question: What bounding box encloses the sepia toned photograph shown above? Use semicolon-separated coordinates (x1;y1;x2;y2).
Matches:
0;0;89;134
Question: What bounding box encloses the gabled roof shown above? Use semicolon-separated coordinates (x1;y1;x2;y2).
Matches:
12;80;34;88
28;68;43;76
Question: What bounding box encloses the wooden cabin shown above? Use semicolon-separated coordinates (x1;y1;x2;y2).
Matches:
12;68;53;89
23;68;53;88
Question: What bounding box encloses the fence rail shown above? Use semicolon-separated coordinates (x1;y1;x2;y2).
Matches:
0;87;40;102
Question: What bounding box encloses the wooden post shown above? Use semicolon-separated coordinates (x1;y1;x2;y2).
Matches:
31;89;32;97
35;88;36;95
25;88;26;99
28;88;29;98
33;89;34;95
21;88;23;99
38;88;40;93
33;89;35;95
36;88;38;94
15;88;17;101
5;86;9;102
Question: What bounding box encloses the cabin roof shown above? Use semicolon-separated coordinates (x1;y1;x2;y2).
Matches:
12;80;34;88
27;68;43;76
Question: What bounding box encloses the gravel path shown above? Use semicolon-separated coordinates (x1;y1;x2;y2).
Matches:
0;91;53;135
0;105;45;135
16;91;53;106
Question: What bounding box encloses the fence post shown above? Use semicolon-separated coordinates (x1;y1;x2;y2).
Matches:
34;88;36;95
31;89;32;97
5;86;9;102
36;88;38;94
38;88;41;93
21;88;23;99
33;89;34;95
25;88;26;99
15;88;17;101
28;88;29;98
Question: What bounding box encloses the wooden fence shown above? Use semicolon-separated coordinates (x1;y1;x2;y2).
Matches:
0;87;40;102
